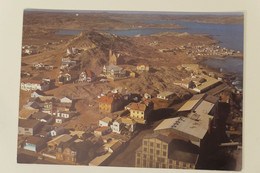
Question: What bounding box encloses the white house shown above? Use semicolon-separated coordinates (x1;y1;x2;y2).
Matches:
21;80;49;91
60;96;73;104
49;126;65;137
99;117;113;127
136;64;149;72
110;118;122;134
157;91;175;100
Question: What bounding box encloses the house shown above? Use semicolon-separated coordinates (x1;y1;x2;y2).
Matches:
56;140;94;163
60;60;77;70
23;101;41;109
21;79;50;91
174;79;195;89
67;47;78;55
99;93;126;113
78;70;95;82
110;117;137;134
19;108;38;120
121;118;137;132
58;71;79;84
18;119;41;136
103;64;126;79
110;118;122;134
144;93;152;99
60;96;73;104
31;112;54;124
129;71;136;78
127;100;154;124
103;139;123;153
99;117;113;127
33;63;44;70
47;134;74;152
94;126;111;137
55;111;76;119
23;136;46;152
135;133;199;169
49;126;65;137
136;63;149;72
31;90;46;98
54;111;76;124
157;91;175;100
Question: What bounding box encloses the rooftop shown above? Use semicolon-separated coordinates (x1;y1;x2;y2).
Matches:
95;126;110;132
100;117;113;124
157;91;175;97
99;93;123;104
18;119;40;128
25;136;45;145
178;94;205;112
127;100;153;111
19;109;38;119
194;100;215;115
154;116;211;140
47;134;73;145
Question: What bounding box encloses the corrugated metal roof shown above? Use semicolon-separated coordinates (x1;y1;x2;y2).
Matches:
178;94;205;112
154;116;211;140
194;100;215;115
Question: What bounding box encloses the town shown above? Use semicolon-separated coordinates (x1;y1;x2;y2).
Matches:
17;11;243;171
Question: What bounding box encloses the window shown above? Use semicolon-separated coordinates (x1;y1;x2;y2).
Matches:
162;164;166;168
150;149;153;153
144;141;147;145
67;150;70;154
143;154;147;158
137;158;140;164
24;128;29;131
137;111;139;114
150;155;153;160
150;142;153;147
183;163;186;167
157;143;160;148
141;112;144;114
133;111;135;113
169;165;173;168
156;150;160;155
163;144;167;150
163;151;167;156
144;147;147;152
67;157;70;161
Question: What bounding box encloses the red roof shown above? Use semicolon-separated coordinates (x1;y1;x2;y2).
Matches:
95;126;110;132
99;93;123;104
86;70;94;78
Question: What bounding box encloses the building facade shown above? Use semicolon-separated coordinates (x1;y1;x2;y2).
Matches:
135;133;198;169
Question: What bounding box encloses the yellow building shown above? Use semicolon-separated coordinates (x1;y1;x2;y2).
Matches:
128;100;154;124
135;133;199;169
99;93;125;113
